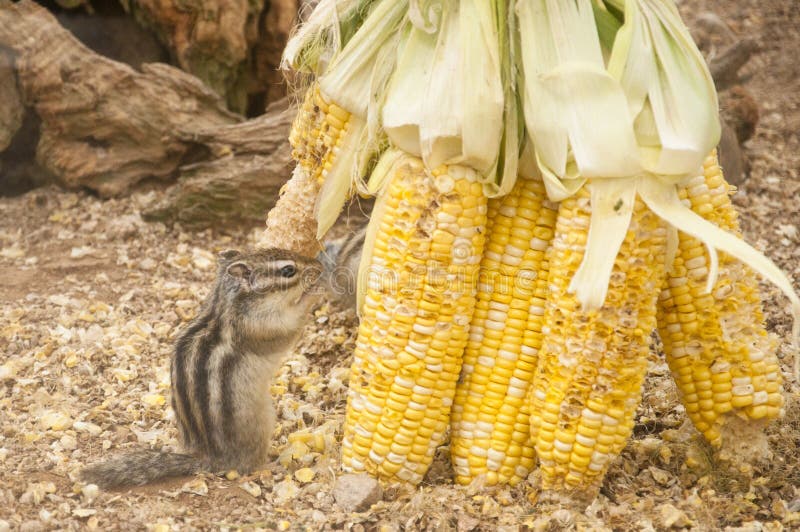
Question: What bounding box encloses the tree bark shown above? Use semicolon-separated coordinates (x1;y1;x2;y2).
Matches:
0;0;296;224
0;0;241;197
143;100;293;228
0;49;23;152
118;0;299;113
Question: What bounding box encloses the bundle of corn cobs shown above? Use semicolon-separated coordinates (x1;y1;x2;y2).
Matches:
260;0;800;505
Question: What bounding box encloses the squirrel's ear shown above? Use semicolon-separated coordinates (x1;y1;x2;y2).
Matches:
226;261;252;283
218;249;242;263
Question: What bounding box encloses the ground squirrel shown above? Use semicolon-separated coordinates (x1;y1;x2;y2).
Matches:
81;248;324;488
323;225;366;311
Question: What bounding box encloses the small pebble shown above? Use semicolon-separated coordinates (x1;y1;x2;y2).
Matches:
70;246;94;259
37;510;52;523
60;434;77;450
19;521;43;532
333;474;382;512
659;503;691;528
0;362;17;380
182;478;208;496
273;478;299;505
72;421;102;436
81;484;99;503
139;257;157;270
40;411;73;432
1;246;25;259
239;481;261;498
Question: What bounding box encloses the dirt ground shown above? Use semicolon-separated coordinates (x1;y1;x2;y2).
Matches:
1;1;799;530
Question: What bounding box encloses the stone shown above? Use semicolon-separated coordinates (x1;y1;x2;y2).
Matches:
659;503;691;529
333;474;383;513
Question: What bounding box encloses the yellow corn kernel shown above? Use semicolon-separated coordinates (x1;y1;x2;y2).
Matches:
657;151;784;447
451;174;557;487
342;155;487;486
288;84;353;185
528;185;668;499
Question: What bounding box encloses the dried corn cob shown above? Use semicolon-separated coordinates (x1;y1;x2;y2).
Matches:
259;83;362;256
528;186;668;500
342;155;487;486
658;151;784;446
289;84;354;186
450;175;557;486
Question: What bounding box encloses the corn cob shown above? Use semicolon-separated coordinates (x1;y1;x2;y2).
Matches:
259;84;356;255
657;151;784;447
342;155;487;486
450;175;557;487
528;186;668;499
289;84;353;185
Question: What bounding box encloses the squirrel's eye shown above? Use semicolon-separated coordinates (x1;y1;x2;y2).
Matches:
280;264;297;278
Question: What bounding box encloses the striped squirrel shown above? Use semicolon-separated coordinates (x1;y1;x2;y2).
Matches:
321;225;366;311
81;248;324;488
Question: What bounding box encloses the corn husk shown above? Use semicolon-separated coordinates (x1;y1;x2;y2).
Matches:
282;0;377;74
382;0;506;179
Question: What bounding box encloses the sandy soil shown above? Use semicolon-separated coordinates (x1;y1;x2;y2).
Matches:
1;1;799;530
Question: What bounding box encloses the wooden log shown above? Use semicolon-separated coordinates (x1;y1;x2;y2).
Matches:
119;0;299;113
0;50;23;152
0;0;241;197
254;0;301;106
143;100;294;228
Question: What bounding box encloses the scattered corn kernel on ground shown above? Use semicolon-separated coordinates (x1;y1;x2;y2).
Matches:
2;3;800;532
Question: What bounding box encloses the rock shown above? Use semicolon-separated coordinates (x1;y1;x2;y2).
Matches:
81;484;99;503
0;519;10;532
456;513;480;532
72;421;102;436
659;503;692;529
139;258;157;271
19;521;44;532
272;478;299;506
239;481;261;498
333;474;383;512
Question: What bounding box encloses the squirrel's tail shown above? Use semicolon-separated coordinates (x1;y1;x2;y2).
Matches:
81;449;206;489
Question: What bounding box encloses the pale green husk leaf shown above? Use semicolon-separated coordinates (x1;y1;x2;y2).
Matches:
408;0;443;33
281;0;376;74
383;0;505;177
607;0;720;175
381;24;436;157
365;148;406;195
356;161;396;314
517;0;642;189
319;0;408;119
314;117;369;239
485;0;521;197
568;178;636;308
